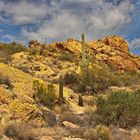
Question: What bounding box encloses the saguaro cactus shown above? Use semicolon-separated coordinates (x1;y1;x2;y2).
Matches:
78;94;84;106
81;33;86;66
81;33;88;88
59;75;63;104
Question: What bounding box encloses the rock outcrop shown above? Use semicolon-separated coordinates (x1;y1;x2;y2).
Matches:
87;35;140;70
10;35;140;78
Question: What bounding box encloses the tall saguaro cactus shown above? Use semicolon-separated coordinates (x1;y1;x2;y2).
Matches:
59;75;63;104
81;33;86;66
81;33;88;88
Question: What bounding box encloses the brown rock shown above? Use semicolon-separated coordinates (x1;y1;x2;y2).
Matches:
62;121;79;129
104;35;129;53
28;40;41;49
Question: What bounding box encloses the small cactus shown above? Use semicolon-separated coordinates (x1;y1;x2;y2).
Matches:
59;75;63;104
78;94;84;106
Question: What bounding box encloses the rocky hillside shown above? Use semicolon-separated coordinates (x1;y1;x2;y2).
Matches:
8;35;140;86
0;35;140;140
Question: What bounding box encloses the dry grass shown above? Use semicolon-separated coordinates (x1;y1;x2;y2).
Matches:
3;122;36;140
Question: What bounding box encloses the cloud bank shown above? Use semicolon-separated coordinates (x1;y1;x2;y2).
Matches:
0;0;136;42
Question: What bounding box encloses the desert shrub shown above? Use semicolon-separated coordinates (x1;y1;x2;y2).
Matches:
28;48;39;55
0;42;27;64
63;72;79;85
33;80;56;108
118;71;140;86
4;123;35;140
85;108;96;126
0;75;13;89
39;44;46;55
43;111;57;127
96;90;140;128
110;70;140;87
58;51;74;62
78;63;113;93
52;59;63;69
84;125;112;140
3;42;27;55
78;61;140;93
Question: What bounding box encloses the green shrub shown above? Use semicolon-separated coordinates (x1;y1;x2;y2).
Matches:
28;48;39;55
33;80;56;108
39;44;46;55
0;42;27;63
79;63;113;93
3;42;27;55
78;61;140;93
96;90;140;128
118;71;140;86
58;51;74;62
84;125;112;140
63;72;79;85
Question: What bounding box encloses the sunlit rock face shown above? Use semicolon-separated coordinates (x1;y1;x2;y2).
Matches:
87;35;140;71
10;35;140;80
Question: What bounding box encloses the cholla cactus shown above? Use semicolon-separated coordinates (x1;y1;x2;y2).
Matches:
59;75;63;104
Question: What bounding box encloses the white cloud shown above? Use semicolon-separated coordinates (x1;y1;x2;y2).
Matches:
129;38;140;49
22;0;134;41
0;0;135;42
0;1;48;24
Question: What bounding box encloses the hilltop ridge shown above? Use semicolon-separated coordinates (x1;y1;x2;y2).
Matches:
9;35;140;82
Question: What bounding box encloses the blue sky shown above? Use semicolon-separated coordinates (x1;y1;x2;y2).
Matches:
0;0;140;55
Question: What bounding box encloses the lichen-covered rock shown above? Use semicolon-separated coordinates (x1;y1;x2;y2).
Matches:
62;121;80;129
87;35;140;70
103;35;129;53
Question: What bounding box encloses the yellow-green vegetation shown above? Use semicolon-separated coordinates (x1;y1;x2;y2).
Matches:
69;61;140;93
33;79;56;108
0;42;27;63
1;42;27;55
0;86;13;104
57;51;74;62
63;71;79;85
113;70;140;87
28;47;39;55
76;62;113;93
0;63;34;96
96;90;140;128
9;99;37;118
84;125;112;140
